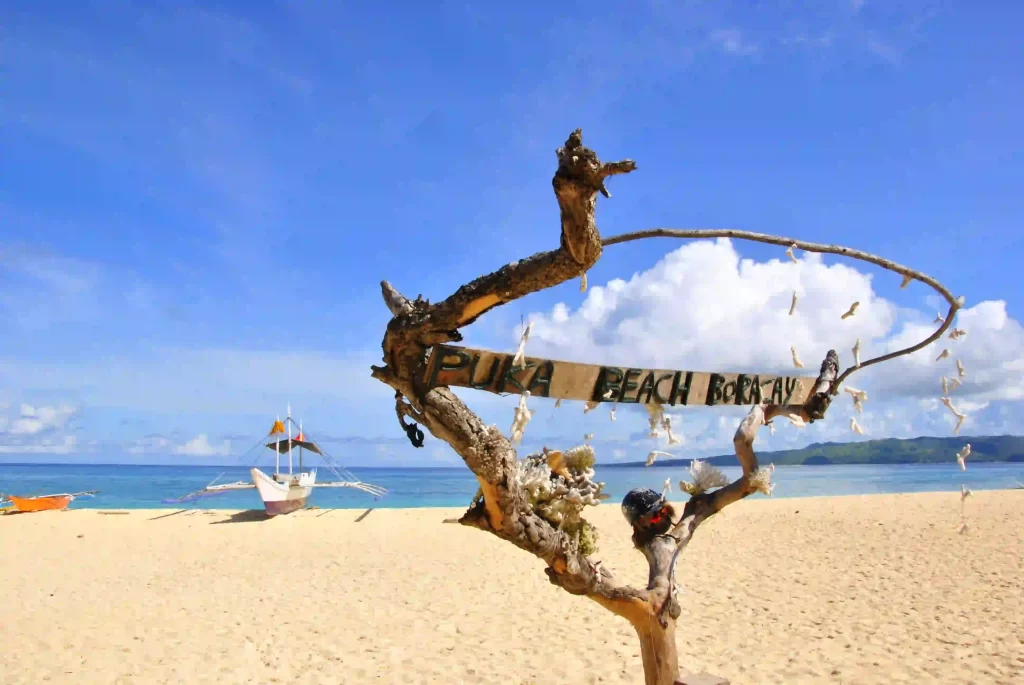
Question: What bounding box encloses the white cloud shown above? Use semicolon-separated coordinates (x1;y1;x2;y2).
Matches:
0;403;79;454
504;239;1023;454
877;301;1024;402
6;403;77;435
173;433;232;458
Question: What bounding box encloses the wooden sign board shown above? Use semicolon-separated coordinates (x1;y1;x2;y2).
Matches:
423;344;818;407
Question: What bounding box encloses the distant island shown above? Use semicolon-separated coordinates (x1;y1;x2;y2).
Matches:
602;435;1024;468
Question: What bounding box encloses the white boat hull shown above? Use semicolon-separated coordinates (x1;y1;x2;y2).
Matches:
251;467;315;516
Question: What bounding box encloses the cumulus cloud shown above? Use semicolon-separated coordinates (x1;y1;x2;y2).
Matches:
4;403;78;435
507;239;1022;454
528;238;898;374
878;301;1024;401
0;403;79;454
172;434;232;458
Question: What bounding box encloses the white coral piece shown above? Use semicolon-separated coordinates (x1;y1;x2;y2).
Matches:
514;446;604;523
748;467;774;496
679;459;730;495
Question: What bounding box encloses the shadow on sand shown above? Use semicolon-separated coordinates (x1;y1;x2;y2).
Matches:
149;509;188;521
354;507;374;522
210;509;271;524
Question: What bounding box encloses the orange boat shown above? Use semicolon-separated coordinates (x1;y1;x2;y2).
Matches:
1;491;97;513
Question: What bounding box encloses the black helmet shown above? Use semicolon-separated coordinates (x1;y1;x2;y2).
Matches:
621;487;664;526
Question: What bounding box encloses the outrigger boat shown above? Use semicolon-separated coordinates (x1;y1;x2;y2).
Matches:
166;407;386;516
0;490;97;513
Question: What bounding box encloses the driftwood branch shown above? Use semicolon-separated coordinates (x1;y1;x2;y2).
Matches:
370;130;949;685
371;129;649;626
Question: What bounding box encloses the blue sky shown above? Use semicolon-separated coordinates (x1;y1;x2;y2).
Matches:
1;0;1021;466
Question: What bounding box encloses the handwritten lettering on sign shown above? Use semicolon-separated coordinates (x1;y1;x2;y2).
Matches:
423;345;817;407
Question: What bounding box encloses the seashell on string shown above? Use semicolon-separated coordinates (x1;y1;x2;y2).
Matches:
844;387;865;414
941;396;965;420
609;407;616;422
645;403;666;438
933;312;944;324
509;391;534;444
941;397;968;436
954;415;966;436
645;450;672;467
841;302;859;320
511;322;533;368
850;417;864;435
583;400;600;413
852;338;861;368
791;345;804;369
949;328;967;340
660;415;681;445
956;359;966;378
789;291;798;316
935;349;950;362
785;244;798;262
956;443;971;471
900;274;913;288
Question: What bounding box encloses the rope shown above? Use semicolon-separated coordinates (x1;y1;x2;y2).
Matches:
286;417;388;498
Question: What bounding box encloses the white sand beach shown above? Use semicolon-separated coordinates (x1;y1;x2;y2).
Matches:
2;491;1022;684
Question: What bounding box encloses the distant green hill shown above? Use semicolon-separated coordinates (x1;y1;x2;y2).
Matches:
603;435;1024;468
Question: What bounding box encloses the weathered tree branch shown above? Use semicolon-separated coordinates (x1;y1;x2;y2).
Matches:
370;130;935;685
371;130;650;630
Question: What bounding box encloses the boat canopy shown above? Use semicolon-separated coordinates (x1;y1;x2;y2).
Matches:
265;438;323;455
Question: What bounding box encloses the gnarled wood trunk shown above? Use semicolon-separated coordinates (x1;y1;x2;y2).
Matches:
371;129;840;684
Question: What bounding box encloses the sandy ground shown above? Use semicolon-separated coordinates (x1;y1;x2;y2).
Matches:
1;491;1022;685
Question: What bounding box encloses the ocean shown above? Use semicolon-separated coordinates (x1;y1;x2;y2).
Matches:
1;461;1022;510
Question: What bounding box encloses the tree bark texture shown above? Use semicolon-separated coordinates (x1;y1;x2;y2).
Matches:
371;130;839;685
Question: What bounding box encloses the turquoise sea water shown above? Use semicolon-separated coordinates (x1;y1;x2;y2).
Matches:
1;462;1022;510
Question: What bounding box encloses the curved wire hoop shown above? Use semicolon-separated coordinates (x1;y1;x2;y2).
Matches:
602;228;963;392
